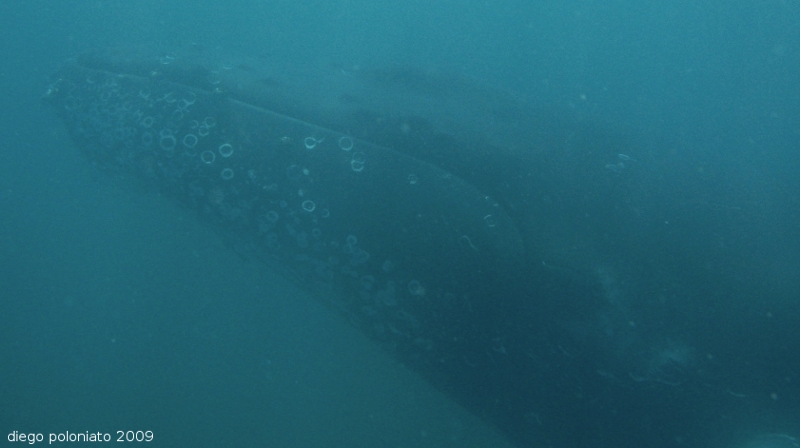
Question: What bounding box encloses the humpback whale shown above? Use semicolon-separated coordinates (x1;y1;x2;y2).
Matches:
44;47;670;447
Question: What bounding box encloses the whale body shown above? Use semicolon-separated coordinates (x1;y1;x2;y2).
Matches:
45;46;672;447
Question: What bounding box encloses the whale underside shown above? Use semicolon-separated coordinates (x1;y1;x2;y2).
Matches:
45;46;702;447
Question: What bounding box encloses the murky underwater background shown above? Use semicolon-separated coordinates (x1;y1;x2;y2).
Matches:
1;1;799;447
